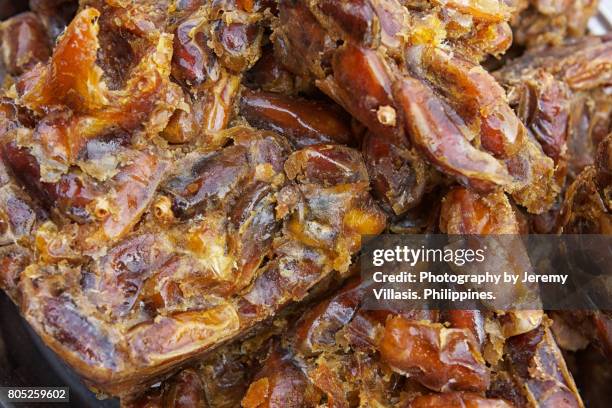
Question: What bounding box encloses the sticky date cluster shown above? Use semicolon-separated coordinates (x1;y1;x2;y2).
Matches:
0;0;609;406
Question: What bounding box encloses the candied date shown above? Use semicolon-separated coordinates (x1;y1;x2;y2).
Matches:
173;11;221;86
211;19;263;73
0;0;602;402
165;146;250;217
274;0;336;79
504;135;559;214
408;392;513;408
199;347;258;408
412;46;525;159
321;43;401;144
311;0;380;47
379;316;490;392
550;311;612;359
596;134;612;206
396;76;512;191
1;142;98;222
512;0;599;48
0;12;51;76
164;129;290;220
3;142;168;239
125;369;206;408
164;72;242;145
242;347;320;408
500;323;584;407
509;71;570;164
168;0;269;143
244;48;314;95
228;182;279;292
16;9;179;173
440;187;519;234
17;8;107;114
560;167;611;234
495;36;612;93
493;38;612;218
284;144;368;186
41;297;116;368
128;304;240;365
281;145;386;268
305;359;350;407
29;0;78;40
240;241;329;317
0;245;31;301
160;370;207;408
89;234;167;318
317;43;429;214
440;187;543;335
240;90;354;148
307;0;512;59
292;278;363;356
496;36;612;179
241;144;385;315
17;270;120;372
362;133;427;214
161;91;200;144
389;189;442;234
0;184;38;243
99;151;169;240
559;133;611;234
445;310;487;351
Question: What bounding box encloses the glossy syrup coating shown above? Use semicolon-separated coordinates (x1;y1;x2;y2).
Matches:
135;172;592;408
0;0;386;397
496;35;612;231
0;1;608;406
132;274;582;407
274;0;565;216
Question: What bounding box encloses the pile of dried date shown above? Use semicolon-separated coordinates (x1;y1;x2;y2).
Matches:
0;1;610;407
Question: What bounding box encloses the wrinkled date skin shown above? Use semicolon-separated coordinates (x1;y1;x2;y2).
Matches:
379;316;490;393
440;187;544;337
408;392;514;408
0;12;51;76
127;272;585;408
274;0;559;215
165;1;268;145
559;134;612;234
490;323;584;408
125;369;207;408
241;347;321;408
0;122;386;398
512;0;599;48
496;35;612;178
495;37;612;232
292;277;363;356
241;143;386;317
0;0;606;405
362;132;427;215
274;3;431;215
